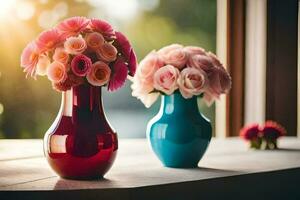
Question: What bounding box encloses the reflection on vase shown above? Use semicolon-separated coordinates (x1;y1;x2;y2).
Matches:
44;84;117;180
147;91;212;168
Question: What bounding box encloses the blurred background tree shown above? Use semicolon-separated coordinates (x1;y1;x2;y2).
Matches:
0;0;216;139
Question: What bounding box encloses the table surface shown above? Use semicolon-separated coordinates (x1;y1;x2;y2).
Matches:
1;137;300;200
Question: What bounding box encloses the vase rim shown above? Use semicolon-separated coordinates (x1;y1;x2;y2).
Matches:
161;90;199;100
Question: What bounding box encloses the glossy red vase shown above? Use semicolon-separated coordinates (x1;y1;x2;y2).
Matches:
44;84;118;180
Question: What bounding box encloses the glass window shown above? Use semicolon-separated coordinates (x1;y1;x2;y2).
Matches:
0;0;216;138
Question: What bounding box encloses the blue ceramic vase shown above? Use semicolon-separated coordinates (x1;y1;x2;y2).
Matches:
147;91;212;168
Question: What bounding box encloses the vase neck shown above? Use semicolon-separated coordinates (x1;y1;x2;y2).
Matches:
61;84;103;116
160;91;199;115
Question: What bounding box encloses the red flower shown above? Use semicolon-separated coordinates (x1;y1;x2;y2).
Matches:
71;54;92;77
108;57;128;91
89;18;115;40
113;32;137;77
56;16;89;38
52;77;73;92
240;123;261;141
52;71;84;92
128;49;137;76
36;28;62;52
262;121;286;140
114;31;131;59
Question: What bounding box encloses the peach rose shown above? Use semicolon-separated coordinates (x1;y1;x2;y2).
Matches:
36;55;51;76
85;32;104;50
53;47;69;64
136;51;164;85
158;44;187;69
64;36;87;55
97;43;118;62
153;65;180;95
177;67;207;99
47;61;67;83
87;61;111;86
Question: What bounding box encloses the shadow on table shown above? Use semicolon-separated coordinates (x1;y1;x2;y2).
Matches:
53;167;240;190
165;166;240;174
276;148;300;152
54;177;117;190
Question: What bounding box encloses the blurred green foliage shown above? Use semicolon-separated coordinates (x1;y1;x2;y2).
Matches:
0;0;216;138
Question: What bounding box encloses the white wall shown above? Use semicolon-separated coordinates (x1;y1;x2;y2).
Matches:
244;0;267;124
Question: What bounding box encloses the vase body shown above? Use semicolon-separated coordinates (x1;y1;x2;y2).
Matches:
44;84;117;179
147;91;212;168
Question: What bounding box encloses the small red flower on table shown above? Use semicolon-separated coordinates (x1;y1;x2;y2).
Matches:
240;121;286;150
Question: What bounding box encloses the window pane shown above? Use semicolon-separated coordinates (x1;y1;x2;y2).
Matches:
0;0;216;138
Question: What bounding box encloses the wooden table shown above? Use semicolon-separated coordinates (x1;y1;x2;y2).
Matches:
1;138;300;200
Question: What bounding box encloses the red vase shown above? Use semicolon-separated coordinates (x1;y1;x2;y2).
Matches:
44;84;118;179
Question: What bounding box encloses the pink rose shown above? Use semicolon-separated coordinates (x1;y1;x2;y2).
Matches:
207;51;224;68
36;29;62;52
158;44;183;55
56;16;89;38
97;43;117;62
135;91;160;108
71;54;92;77
36;55;51;76
64;36;87;55
21;41;40;77
85;32;104;50
206;67;231;98
47;61;67;83
187;54;214;72
130;76;159;108
177;67;207;99
158;44;187;69
203;92;215;107
53;47;69;64
87;61;111;86
131;76;154;98
153;65;180;95
136;50;164;86
184;46;206;56
89;18;115;40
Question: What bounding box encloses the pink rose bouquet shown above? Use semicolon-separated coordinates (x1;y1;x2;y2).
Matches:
131;44;231;107
20;16;137;92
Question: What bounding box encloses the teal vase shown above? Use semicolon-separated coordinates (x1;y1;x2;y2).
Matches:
147;91;212;168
